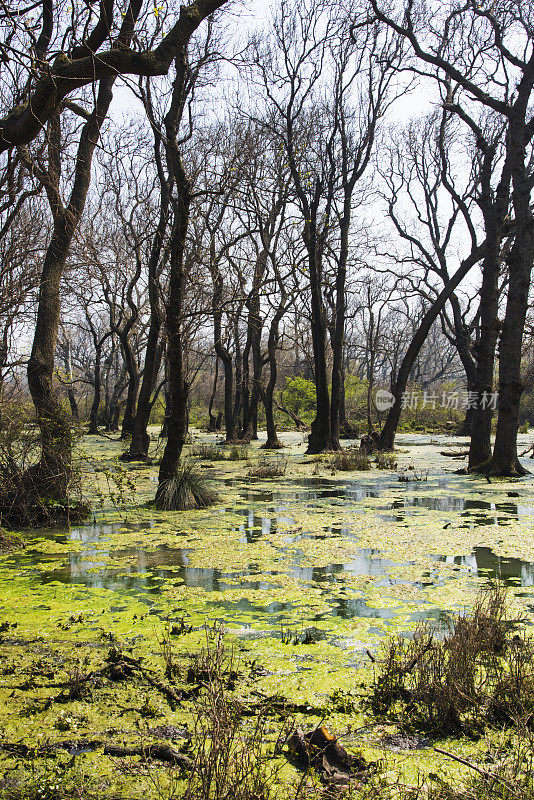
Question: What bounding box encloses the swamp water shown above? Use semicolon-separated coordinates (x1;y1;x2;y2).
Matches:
1;431;534;795
2;432;534;683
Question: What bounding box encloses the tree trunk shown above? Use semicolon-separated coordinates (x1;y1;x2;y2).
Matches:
27;214;78;498
233;313;244;436
261;304;285;449
467;234;501;470
127;328;164;459
330;211;348;446
242;248;269;440
485;227;533;475
378;246;483;450
210;264;236;442
27;79;115;499
63;339;79;422
155;51;194;505
156;212;190;497
207;358;220;432
119;335;140;439
306;227;339;453
88;344;102;435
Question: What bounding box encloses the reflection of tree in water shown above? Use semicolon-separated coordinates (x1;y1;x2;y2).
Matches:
38;545;238;594
236;508;278;543
461;499;520;525
437;546;534;586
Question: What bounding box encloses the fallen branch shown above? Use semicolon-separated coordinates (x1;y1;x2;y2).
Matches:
433;747;516;792
103;743;193;769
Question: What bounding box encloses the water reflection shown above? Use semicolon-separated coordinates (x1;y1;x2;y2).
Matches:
435;546;534;586
6;476;534;626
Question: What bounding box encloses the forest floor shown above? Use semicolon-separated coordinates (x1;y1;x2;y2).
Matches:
1;429;533;798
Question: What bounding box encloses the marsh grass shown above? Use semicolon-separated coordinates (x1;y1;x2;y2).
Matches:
191;444;250;462
331;448;370;471
248;457;288;478
191;444;227;461
375;453;398;470
370;586;533;736
227;445;250;461
154;463;220;510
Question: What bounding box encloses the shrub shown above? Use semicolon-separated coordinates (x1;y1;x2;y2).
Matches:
369;586;533;736
331;448;370;471
155;463;220;510
375;453;398;470
0;407;88;528
248;457;288;478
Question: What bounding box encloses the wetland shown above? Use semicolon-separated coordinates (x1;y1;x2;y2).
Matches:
1;430;534;798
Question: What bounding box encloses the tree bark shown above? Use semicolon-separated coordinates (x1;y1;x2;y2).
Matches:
378;245;484;450
486;227;534;475
155;49;195;504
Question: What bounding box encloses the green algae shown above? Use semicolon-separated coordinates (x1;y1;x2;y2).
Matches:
1;429;534;796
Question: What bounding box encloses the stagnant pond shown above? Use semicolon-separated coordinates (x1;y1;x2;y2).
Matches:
2;433;534;672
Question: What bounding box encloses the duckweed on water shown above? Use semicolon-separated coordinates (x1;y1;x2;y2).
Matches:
1;430;534;797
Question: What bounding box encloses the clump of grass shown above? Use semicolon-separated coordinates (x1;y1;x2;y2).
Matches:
248;457;287;478
191;444;227;461
191;444;250;462
155;462;220;510
227;445;250;461
370;585;533;736
398;466;428;482
331;448;370;471
375;453;398;470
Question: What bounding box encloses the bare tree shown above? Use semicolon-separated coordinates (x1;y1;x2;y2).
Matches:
371;0;534;474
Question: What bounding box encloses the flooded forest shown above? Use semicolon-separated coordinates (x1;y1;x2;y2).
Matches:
1;0;534;798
